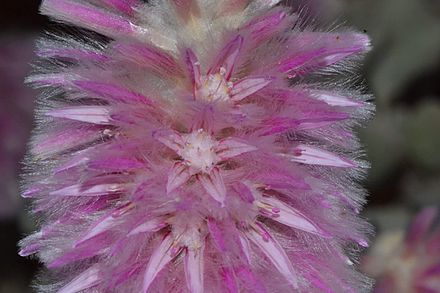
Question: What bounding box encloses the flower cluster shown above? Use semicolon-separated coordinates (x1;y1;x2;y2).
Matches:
21;0;373;292
362;208;440;293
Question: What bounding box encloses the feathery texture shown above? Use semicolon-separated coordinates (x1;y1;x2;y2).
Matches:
21;0;374;292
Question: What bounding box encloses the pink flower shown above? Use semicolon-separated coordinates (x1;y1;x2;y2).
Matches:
20;0;373;292
362;208;440;293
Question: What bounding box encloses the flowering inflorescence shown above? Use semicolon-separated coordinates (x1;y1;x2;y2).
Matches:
20;0;374;292
362;208;440;293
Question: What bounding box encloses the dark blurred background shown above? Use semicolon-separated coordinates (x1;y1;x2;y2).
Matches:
0;1;439;292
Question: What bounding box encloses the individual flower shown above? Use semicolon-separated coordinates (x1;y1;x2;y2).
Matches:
362;208;440;293
20;0;374;292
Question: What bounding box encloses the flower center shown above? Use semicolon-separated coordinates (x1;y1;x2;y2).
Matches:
196;67;233;102
179;129;218;173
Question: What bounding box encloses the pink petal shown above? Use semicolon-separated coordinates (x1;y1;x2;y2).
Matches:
288;144;355;168
19;232;43;256
245;226;298;289
99;0;138;15
207;218;227;252
58;266;101;293
423;263;440;278
235;266;267;293
280;32;371;74
73;80;153;105
244;9;290;44
198;168;227;206
37;47;108;62
75;204;133;246
217;138;257;160
428;229;440;255
143;234;178;292
54;156;89;174
128;218;168;236
310;90;364;107
114;42;182;77
279;49;325;73
207;35;243;79
185;49;202;90
50;183;123;197
406;207;438;249
259;197;327;236
46;106;111;125
184;245;205;293
26;72;69;87
88;157;144;172
32;126;102;159
152;129;184;153
239;235;251;263
167;162;193;194
231;77;273;102
221;268;239;293
22;186;42;198
232;182;256;204
76;214;118;246
260;114;349;136
41;0;134;38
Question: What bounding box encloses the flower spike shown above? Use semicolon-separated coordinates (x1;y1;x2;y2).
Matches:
21;1;373;292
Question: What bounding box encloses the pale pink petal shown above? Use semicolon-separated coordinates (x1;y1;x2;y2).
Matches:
310;90;363;107
185;49;202;90
207;218;226;252
88;157;145;172
128;218;168;236
239;234;251;263
167;162;193;194
152;129;184;153
19;232;43;257
198;168;227;206
232;182;256;204
143;234;178;292
58;265;101;293
75;213;119;246
280;33;371;74
259;197;327;236
46;106;111;125
75;205;133;246
73;80;153;105
50;183;123;197
287;144;355;168
244;9;291;44
32;126;102;159
41;0;134;39
245;226;298;289
216;138;257;160
207;35;243;79
114;42;183;77
54;156;89;174
231;77;273;102
184;245;205;293
37;46;109;62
